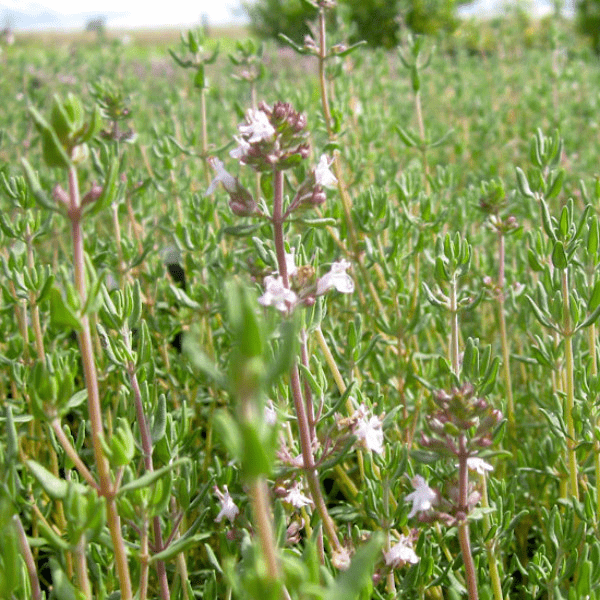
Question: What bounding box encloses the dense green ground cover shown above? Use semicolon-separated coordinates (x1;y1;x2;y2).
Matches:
2;11;600;600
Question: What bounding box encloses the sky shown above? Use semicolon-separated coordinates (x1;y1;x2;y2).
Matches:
0;0;573;31
1;0;249;30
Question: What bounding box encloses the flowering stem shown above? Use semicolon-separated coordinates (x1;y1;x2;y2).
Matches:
68;165;133;600
457;438;478;600
272;167;342;554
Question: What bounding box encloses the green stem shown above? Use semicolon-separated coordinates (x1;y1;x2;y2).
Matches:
414;89;429;193
449;276;460;375
75;535;92;600
250;477;281;581
561;268;579;500
50;419;99;491
479;473;503;600
497;231;515;430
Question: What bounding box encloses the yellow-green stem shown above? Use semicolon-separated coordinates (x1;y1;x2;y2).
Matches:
561;268;579;500
479;473;503;600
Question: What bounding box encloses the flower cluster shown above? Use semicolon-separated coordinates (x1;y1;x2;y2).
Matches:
230;101;310;172
258;253;354;312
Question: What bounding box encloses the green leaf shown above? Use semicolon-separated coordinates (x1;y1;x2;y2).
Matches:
395;125;417;147
21;158;59;212
151;394;167;444
29;105;72;169
49;286;81;330
151;531;212;563
576;302;600;331
526;295;558;332
26;460;86;500
118;458;189;494
539;198;556;241
193;65;206;89
50;558;86;600
551;240;568;269
547;168;565;199
183;329;226;388
516;167;535;199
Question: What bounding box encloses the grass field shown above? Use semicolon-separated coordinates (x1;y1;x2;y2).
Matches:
2;10;600;600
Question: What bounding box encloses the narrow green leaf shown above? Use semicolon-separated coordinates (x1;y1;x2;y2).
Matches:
118;458;189;494
516;167;535;199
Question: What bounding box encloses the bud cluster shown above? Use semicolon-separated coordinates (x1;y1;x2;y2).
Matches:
420;383;502;458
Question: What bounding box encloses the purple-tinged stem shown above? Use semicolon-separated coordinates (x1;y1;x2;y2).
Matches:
13;514;42;600
68;165;133;600
127;361;170;600
272;167;341;553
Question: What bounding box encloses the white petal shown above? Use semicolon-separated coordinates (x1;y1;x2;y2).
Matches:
315;154;338;189
205;158;237;195
239;109;275;143
384;536;419;568
316;260;354;295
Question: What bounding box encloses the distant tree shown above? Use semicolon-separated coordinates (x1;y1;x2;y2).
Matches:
244;0;461;48
85;16;107;39
243;0;318;46
576;0;600;54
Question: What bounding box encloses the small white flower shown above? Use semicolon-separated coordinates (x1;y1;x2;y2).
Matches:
239;109;275;143
315;155;338;189
230;136;252;161
405;475;436;519
285;250;298;278
258;275;298;312
331;546;352;571
205;158;237;196
353;404;384;455
264;400;277;426
316;259;354;295
214;485;239;524
283;481;314;509
384;536;419;568
466;457;493;475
